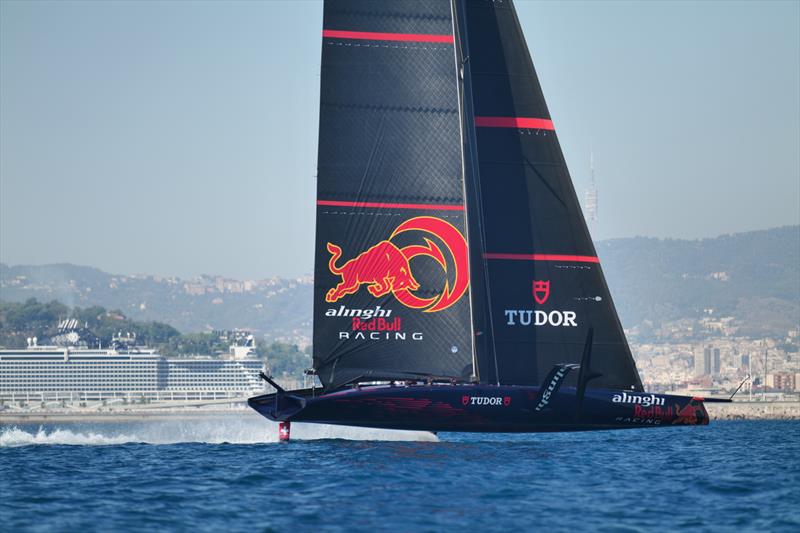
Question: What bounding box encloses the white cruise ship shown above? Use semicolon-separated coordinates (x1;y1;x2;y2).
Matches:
0;330;265;405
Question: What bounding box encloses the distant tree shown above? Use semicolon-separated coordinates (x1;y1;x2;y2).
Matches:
259;341;312;378
0;299;69;347
0;298;179;348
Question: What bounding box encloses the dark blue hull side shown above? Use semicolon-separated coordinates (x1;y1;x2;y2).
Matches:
247;384;709;433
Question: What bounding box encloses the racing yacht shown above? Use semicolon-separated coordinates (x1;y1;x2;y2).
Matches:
249;0;723;440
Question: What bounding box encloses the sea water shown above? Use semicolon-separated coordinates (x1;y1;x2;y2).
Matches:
1;414;798;532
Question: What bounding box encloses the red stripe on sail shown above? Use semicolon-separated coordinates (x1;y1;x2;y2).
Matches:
317;200;464;211
483;253;600;263
322;30;454;43
474;117;555;130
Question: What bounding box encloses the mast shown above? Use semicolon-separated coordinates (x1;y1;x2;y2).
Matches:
449;0;479;382
452;0;502;385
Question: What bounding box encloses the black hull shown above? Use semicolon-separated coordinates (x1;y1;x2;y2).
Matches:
247;384;709;433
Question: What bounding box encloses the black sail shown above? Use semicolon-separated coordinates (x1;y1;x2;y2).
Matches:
457;0;643;391
313;0;474;390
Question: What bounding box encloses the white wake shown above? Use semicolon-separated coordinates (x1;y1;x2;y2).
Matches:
0;413;438;446
0;426;136;447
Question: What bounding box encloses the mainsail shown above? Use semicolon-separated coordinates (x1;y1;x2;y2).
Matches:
312;0;643;392
313;0;474;389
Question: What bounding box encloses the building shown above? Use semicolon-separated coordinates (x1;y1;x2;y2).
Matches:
766;372;797;392
697;345;712;376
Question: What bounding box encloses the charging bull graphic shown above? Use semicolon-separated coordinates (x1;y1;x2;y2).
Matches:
326;241;419;300
672;399;709;425
325;216;469;313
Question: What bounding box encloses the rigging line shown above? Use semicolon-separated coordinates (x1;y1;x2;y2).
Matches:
450;0;478;383
544;134;642;390
359;112;385;200
346;112;388;245
522;156;567;209
729;375;750;401
455;0;500;385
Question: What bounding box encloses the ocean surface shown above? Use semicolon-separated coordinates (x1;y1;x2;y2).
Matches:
1;413;798;532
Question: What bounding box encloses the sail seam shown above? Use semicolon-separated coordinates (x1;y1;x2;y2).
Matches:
483;253;600;263
325;42;451;51
317;200;464;211
478;160;562;167
326;9;450;24
322;30;454;43
321;102;457;115
320;211;463;221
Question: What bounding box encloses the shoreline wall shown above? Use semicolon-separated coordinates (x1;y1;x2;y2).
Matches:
705;401;800;420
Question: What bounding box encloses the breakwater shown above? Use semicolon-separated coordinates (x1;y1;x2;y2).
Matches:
706;400;800;420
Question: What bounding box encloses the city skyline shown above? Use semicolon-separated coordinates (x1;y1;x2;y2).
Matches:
1;0;798;279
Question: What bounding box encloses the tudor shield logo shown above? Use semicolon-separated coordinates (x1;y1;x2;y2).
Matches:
325;216;469;313
533;280;550;305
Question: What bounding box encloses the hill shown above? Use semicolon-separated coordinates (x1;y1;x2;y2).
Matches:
598;225;799;337
0;265;312;345
1;226;797;341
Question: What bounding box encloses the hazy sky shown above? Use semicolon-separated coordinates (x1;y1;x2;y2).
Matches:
1;0;798;279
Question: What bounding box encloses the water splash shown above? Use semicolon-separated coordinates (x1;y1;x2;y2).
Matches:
0;426;135;446
0;414;438;446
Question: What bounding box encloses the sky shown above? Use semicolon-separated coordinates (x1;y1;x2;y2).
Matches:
1;0;798;279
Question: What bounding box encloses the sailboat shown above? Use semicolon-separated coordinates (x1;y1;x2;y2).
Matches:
249;0;723;439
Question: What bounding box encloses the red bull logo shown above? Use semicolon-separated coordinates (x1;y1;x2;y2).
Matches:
615;398;709;426
633;404;673;420
325;216;469;313
673;400;709;425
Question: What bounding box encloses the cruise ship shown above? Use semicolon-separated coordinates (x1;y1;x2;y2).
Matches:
0;325;265;405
